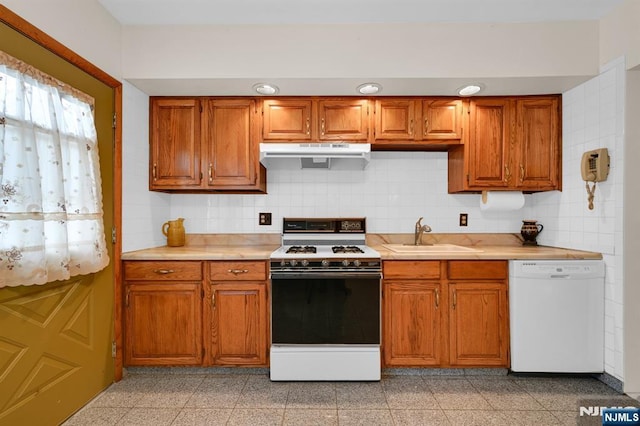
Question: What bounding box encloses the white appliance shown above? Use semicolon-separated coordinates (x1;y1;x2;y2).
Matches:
259;143;371;169
509;260;605;373
269;218;381;381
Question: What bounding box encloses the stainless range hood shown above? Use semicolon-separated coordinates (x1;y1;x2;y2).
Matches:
259;143;371;169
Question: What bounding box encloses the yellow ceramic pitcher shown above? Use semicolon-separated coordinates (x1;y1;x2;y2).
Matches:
162;218;185;247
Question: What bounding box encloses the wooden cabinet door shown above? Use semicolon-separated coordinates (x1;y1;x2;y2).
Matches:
374;99;416;140
515;97;560;190
150;98;201;188
125;282;203;365
422;99;463;140
449;282;508;366
262;99;313;140
467;99;511;188
318;99;369;141
204;99;258;189
384;281;441;366
211;282;267;365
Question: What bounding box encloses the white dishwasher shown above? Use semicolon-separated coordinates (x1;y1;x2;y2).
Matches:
509;260;605;373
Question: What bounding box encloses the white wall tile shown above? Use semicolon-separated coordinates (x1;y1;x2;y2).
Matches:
532;58;626;379
121;82;169;251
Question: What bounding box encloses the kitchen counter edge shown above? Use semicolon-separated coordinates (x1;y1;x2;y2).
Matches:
121;244;602;261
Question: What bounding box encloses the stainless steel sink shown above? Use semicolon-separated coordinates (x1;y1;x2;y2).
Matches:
382;243;483;253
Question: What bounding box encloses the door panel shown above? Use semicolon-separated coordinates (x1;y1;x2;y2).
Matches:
374;99;416;140
468;99;511;187
384;281;441;366
449;283;508;366
0;20;116;425
211;283;267;365
206;99;256;187
516;98;559;189
318;99;369;141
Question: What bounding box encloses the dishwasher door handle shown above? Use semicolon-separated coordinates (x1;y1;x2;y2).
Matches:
550;274;571;279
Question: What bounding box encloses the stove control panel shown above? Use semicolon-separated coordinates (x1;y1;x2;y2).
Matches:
283;217;366;233
271;258;381;272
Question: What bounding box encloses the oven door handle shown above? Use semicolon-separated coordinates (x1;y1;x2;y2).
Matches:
271;271;382;280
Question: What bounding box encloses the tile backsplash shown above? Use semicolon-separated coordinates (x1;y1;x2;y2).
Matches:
168;151;533;236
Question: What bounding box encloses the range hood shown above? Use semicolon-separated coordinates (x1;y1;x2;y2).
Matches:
259;143;371;169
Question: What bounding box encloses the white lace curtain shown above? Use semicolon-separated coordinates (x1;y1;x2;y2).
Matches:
0;50;109;288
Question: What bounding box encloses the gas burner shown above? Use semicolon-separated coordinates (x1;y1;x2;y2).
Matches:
332;245;365;254
286;245;317;254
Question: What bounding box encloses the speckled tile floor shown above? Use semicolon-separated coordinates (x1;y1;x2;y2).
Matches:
63;372;639;425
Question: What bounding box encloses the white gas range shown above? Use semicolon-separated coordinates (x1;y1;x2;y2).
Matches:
269;218;382;381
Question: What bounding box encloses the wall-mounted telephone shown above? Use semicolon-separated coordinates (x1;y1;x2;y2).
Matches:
581;148;610;210
581;148;610;182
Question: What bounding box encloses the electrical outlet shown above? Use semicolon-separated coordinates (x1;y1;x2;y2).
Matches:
259;212;272;225
459;213;468;227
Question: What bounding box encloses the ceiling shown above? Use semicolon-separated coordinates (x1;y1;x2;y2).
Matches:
98;0;623;26
98;0;624;96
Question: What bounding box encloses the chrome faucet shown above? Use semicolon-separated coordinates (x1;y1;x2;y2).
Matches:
414;217;432;245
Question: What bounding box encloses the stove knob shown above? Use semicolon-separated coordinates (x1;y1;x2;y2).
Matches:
353;260;361;267
280;260;287;267
301;259;309;267
290;259;298;267
342;259;350;267
321;259;330;267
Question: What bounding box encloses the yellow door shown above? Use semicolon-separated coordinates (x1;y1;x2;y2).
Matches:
0;19;116;425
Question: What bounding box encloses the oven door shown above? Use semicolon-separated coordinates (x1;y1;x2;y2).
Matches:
270;270;381;381
271;271;381;345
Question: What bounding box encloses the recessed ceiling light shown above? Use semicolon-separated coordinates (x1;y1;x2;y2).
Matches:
457;84;483;96
357;83;382;95
253;83;279;95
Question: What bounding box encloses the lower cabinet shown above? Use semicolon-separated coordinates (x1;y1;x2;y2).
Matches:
383;260;509;368
123;261;204;365
448;260;509;366
208;261;269;366
383;260;442;366
384;281;442;366
123;259;269;367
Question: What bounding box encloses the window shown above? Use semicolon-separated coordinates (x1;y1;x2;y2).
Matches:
0;50;109;288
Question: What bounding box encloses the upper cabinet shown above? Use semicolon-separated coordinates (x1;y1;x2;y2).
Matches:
262;98;370;142
373;98;465;148
448;95;561;193
150;98;202;188
203;99;264;190
148;95;560;194
262;99;313;141
149;97;266;193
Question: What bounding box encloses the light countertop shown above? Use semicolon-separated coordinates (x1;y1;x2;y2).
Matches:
121;233;602;261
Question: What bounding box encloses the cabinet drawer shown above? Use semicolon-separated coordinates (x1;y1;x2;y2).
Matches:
448;261;507;280
209;261;267;281
383;261;441;279
124;261;203;281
